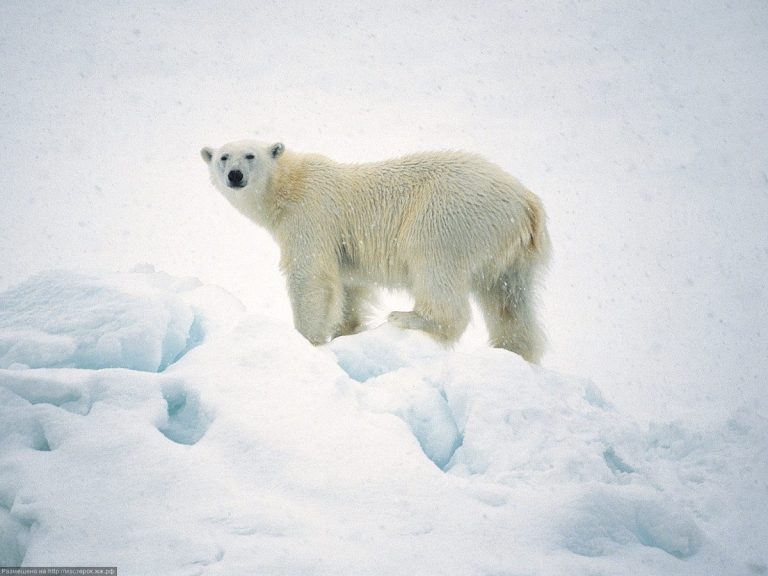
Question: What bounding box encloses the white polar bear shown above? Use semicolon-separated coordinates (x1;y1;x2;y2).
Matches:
201;140;550;362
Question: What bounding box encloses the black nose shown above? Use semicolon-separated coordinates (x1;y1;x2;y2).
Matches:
228;170;244;184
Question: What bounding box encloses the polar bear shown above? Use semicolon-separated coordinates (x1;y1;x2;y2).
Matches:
201;140;550;362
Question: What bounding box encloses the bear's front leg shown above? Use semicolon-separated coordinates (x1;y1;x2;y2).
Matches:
333;284;375;338
287;270;344;345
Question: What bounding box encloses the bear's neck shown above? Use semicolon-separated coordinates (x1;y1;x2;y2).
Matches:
262;152;333;229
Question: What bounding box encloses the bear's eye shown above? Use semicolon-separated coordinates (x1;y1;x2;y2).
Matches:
220;154;229;162
245;154;255;160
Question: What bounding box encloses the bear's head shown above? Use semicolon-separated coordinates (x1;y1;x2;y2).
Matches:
201;140;285;200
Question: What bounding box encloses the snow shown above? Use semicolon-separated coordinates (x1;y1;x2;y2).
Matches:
0;268;201;372
1;269;766;575
1;1;767;574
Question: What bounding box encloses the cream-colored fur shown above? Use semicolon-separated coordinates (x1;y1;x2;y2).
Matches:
201;140;550;362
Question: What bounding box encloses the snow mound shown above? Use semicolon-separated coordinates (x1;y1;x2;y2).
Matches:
329;326;462;469
0;267;215;372
561;486;703;558
0;269;765;575
330;326;624;479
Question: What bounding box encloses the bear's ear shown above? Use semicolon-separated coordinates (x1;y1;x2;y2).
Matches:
200;147;214;164
270;142;285;159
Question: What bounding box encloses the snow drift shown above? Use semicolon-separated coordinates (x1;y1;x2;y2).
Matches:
1;268;765;575
0;268;202;372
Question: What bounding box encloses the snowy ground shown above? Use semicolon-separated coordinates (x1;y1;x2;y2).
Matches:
1;269;766;574
1;1;767;574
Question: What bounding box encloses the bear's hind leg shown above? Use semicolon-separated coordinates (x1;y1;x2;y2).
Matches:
387;310;433;332
388;270;470;343
474;266;544;363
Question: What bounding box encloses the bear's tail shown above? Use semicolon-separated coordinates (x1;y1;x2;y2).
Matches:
522;191;551;262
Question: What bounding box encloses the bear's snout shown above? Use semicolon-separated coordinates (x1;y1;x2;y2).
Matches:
228;169;245;187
